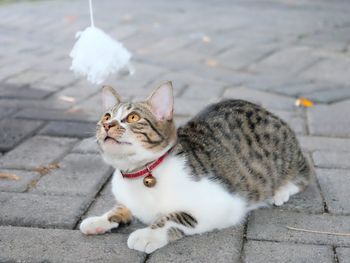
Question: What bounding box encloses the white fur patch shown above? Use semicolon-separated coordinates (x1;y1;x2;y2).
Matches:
112;155;247;236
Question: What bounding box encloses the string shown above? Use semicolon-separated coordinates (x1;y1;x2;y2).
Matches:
89;0;94;27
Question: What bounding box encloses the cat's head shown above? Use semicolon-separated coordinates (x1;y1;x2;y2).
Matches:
96;81;177;171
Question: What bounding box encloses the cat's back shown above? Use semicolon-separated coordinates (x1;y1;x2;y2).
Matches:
177;99;291;145
176;99;310;203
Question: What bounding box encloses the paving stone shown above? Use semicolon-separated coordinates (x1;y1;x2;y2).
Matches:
5;70;47;85
302;57;350;86
316;168;350;214
0;118;43;151
0;83;51;99
40;71;78;87
304;86;350;104
217;44;276;70
39;121;96;138
180;81;226;100
242;74;306;94
247;209;350;246
0;136;77;169
336;247;350;263
313;151;350;169
300;27;350;53
15;107;92;122
44;79;98;108
84;189;115;218
0;106;17;119
174;115;191;127
158;71;211;97
108;62;166;90
279;179;324;213
71;137;100;154
0;97;55;110
308;100;350;138
72;93;105;122
174;97;216;116
0;226;145;263
242;240;333;263
263;81;331;97
298;136;350;153
148;225;243;263
248;46;319;76
0;169;40;193
0;192;90;228
222;86;296;111
270;109;307;135
31;153;112;196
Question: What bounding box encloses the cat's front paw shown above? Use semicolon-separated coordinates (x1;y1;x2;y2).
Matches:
80;216;119;235
127;227;168;254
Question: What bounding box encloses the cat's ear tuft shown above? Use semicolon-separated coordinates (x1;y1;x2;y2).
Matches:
102;86;121;110
147;81;174;121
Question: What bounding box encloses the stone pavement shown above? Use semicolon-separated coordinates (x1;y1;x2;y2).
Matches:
0;0;350;262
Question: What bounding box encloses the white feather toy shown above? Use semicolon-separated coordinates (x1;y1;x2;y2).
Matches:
70;0;133;84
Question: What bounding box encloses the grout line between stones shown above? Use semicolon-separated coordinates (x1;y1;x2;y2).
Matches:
238;217;249;263
246;237;341;248
73;171;114;230
310;151;330;214
333;246;340;263
143;253;151;263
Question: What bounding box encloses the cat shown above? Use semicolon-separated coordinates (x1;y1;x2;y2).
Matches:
80;81;312;253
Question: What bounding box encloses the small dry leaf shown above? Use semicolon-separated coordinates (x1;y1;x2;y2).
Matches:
122;14;133;22
295;97;314;107
202;35;211;43
64;15;77;23
34;163;60;176
205;59;218;67
47;163;60;170
59;95;76;103
66;107;83;114
0;172;20;181
28;179;38;189
34;167;49;176
136;48;148;55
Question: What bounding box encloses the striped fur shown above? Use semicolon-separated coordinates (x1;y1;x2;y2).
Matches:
150;212;198;229
175;100;312;204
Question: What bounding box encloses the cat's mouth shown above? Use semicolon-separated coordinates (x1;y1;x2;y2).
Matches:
104;136;131;145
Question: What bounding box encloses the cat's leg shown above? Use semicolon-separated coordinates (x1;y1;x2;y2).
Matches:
80;204;132;235
273;153;313;206
273;182;300;206
127;212;197;254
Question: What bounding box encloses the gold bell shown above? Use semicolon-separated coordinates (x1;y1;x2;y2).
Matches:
143;175;156;187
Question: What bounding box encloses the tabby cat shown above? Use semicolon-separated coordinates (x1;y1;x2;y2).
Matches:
80;81;312;253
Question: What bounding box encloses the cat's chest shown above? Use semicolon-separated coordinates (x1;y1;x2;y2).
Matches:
111;155;246;226
111;156;191;224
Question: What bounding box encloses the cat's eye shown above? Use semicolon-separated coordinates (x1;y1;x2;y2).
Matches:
102;113;111;122
127;113;140;123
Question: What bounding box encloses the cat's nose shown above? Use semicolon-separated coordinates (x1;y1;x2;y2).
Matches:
103;120;118;132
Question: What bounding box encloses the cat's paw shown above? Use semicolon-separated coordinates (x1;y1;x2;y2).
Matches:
80;216;119;235
273;191;290;206
273;182;300;206
127;227;168;254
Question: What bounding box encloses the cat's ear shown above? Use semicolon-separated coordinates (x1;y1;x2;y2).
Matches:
147;81;174;121
102;86;121;110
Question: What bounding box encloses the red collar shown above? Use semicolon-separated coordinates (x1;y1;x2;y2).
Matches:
121;151;170;179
